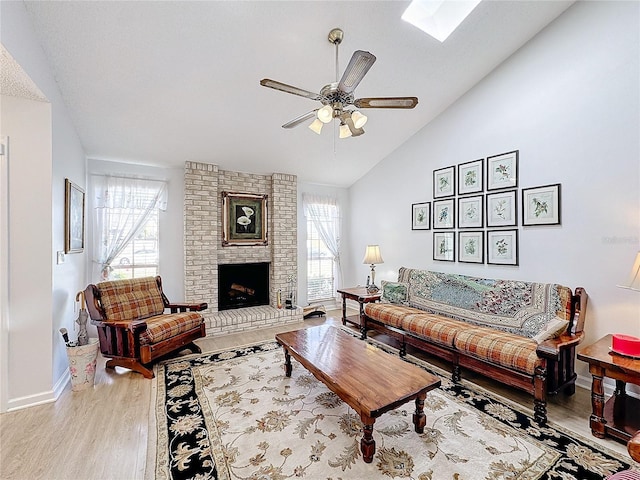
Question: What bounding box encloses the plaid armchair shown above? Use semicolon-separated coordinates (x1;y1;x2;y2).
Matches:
84;276;207;378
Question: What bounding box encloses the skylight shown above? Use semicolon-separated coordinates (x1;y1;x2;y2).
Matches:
402;0;482;43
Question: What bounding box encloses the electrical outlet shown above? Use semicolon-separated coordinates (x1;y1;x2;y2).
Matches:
57;251;65;264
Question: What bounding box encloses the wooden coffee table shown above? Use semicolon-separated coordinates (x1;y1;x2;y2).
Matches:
275;325;441;463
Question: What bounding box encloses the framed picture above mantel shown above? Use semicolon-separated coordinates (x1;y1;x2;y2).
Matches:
222;192;268;246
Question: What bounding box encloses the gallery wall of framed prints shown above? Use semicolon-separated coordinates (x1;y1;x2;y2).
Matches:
412;149;562;265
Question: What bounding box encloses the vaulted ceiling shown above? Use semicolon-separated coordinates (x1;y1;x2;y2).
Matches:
23;1;573;187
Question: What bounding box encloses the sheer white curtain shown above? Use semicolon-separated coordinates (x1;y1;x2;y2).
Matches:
91;175;167;281
303;194;342;299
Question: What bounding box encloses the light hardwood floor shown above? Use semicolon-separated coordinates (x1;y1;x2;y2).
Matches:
0;311;629;479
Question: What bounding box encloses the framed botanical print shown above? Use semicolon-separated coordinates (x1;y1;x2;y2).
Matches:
222;192;268;246
433;231;455;262
486;190;517;227
433;166;455;198
487;229;519;266
487;150;518;191
412;202;431;230
433;199;455;229
458;231;484;264
64;178;85;254
522;184;561;226
458;159;483;195
458;195;483;229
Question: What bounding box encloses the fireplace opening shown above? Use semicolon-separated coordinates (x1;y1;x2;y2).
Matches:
218;262;270;311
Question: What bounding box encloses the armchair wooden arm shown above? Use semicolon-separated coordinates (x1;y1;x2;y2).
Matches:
166;302;208;313
89;318;148;332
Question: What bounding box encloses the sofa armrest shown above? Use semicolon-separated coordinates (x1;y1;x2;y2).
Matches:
166;302;208;313
536;331;584;359
571;287;588;334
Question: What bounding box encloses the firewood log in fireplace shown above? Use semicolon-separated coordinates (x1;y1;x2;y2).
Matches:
229;283;256;297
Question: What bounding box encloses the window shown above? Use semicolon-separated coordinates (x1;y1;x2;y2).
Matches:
303;195;342;303
110;211;159;280
307;217;335;301
92;175;167;281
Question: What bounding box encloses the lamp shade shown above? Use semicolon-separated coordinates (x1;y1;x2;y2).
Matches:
363;245;384;265
308;118;323;134
339;123;352;138
351;110;368;129
317;105;333;123
620;251;640;291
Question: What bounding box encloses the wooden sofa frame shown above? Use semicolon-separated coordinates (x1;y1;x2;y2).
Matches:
362;287;588;425
85;276;208;379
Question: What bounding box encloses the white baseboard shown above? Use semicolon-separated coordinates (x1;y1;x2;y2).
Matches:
53;369;70;399
6;370;69;412
7;389;56;412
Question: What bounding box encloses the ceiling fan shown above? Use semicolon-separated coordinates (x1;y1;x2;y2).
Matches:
260;28;418;138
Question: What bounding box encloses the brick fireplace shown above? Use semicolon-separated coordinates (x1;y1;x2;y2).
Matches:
183;162;303;335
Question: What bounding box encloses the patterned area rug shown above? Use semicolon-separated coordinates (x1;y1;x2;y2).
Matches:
147;338;633;480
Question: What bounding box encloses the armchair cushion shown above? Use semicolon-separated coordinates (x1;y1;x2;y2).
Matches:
98;277;165;321
139;312;204;345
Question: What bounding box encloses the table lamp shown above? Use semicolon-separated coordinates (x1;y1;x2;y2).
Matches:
363;245;384;294
613;251;640;358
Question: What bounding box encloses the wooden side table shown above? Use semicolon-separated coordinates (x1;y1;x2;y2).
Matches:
577;334;640;444
336;287;381;331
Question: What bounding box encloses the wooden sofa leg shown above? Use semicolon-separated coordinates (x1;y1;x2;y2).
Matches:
534;364;548;425
399;341;407;357
563;383;576;396
105;358;155;379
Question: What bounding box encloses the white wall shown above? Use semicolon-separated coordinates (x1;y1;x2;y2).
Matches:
1;1;87;409
1;95;53;408
87;159;185;300
297;182;351;306
348;0;640;380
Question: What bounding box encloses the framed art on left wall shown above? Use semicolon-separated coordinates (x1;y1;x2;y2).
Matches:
65;178;85;253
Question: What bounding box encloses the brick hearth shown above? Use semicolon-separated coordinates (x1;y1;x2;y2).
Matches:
183;162;302;335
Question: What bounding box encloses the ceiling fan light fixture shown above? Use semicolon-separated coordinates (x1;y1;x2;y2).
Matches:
351;110;368;129
308;118;324;134
317;105;333;123
339;123;352;139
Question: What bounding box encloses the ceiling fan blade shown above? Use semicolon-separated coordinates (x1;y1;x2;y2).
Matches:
338;50;376;94
354;97;419;109
282;110;317;129
260;79;322;101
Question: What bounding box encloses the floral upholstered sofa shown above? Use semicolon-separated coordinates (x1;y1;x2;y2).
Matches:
362;268;588;424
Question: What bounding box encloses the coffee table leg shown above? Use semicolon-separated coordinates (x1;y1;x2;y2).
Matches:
283;348;292;377
341;294;347;326
360;414;375;463
413;393;426;433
